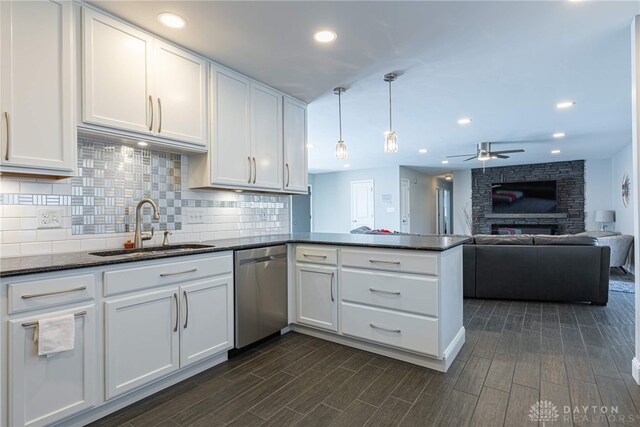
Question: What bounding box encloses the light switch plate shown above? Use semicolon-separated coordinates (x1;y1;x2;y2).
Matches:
186;208;205;224
37;207;64;229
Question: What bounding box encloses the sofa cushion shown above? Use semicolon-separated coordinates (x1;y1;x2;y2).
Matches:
473;235;533;245
534;235;597;246
576;231;620;238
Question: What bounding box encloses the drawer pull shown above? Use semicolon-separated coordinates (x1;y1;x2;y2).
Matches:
369;323;401;333
369;288;401;296
21;286;87;299
22;311;86;328
369;259;401;265
160;268;197;277
303;254;327;259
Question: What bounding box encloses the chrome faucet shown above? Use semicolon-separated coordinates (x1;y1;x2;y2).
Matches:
133;198;160;248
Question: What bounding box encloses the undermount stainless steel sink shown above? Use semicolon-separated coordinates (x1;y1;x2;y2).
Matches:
89;244;215;257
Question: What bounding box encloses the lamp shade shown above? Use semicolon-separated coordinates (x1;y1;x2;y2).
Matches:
594;210;615;223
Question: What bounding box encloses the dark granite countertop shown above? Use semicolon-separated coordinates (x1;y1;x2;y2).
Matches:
0;233;470;278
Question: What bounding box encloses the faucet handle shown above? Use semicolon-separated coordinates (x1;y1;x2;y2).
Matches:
141;226;154;241
162;229;172;246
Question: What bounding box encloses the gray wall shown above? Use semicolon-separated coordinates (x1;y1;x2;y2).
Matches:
613;142;634;235
453;169;472;235
311;167;400;233
399;167;434;234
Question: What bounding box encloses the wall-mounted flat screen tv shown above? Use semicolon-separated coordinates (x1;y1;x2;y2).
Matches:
491;180;558;213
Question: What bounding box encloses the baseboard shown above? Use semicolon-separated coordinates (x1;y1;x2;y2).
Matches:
632;357;640;385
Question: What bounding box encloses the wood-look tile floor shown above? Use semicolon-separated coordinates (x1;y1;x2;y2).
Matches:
92;290;639;427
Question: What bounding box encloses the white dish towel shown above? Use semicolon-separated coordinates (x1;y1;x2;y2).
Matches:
34;314;75;356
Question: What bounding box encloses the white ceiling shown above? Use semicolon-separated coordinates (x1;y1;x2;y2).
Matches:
91;1;640;174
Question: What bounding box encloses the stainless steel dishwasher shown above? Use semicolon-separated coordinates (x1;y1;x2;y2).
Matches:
234;245;288;349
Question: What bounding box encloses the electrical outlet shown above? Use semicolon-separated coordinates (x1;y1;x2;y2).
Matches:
37;207;63;229
187;208;205;224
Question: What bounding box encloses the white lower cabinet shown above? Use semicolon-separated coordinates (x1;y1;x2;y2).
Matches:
104;288;180;400
295;263;337;332
8;305;97;427
180;275;233;368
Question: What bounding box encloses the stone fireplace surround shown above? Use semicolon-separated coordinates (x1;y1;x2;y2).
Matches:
471;161;585;235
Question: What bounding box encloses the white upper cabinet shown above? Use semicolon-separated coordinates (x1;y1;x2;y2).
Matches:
209;65;251;187
153;40;207;146
283;96;308;193
82;9;207;149
250;82;282;190
0;0;76;176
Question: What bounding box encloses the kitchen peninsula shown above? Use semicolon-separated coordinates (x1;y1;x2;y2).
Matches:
0;233;468;427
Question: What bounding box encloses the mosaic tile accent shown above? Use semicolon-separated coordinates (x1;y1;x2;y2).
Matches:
70;138;182;235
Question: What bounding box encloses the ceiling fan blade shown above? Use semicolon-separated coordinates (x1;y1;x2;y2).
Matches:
462;156;478;162
494;154;509;159
491;149;525;155
446;153;476;158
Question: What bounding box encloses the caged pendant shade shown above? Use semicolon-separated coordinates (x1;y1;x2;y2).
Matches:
334;87;348;160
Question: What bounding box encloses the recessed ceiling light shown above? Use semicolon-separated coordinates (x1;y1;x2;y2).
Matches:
551;149;561;154
556;101;575;109
553;132;566;139
344;164;350;168
137;141;148;147
313;30;337;43
307;144;315;148
419;149;428;154
441;160;449;164
158;13;186;29
457;118;472;125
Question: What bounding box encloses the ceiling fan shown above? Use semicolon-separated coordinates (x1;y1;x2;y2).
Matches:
447;142;525;162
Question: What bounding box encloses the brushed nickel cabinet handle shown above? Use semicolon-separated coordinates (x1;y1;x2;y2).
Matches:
369;323;401;333
369;288;401;296
252;157;257;184
369;259;401;265
285;163;290;187
157;98;162;133
303;254;327;259
183;290;189;329
148;95;153;131
330;272;335;302
248;156;252;183
173;293;178;332
159;268;197;277
21;286;87;299
22;311;86;328
4;111;9;161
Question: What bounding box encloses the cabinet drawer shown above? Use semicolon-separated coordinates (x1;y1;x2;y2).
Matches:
8;274;96;315
104;253;233;296
341;268;439;316
341;302;439;357
295;246;337;266
341;249;438;275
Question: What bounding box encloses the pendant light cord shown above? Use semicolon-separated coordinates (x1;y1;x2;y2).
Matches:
388;79;393;132
338;90;343;141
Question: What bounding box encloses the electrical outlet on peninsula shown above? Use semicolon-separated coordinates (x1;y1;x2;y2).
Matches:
37;207;63;229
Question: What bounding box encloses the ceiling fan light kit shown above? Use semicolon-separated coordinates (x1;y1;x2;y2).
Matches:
384;73;399;153
334;87;348;160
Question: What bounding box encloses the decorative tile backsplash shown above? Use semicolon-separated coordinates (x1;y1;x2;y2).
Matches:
0;133;290;258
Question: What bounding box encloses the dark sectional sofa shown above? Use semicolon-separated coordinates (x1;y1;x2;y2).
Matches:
463;235;611;305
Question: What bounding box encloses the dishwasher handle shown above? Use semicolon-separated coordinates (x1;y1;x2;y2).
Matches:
239;253;287;265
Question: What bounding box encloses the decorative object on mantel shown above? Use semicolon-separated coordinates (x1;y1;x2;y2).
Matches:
383;73;399;153
622;173;631;207
334;87;348;160
594;210;615;231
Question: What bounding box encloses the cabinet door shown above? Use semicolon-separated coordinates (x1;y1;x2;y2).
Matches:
283;96;308;193
180;275;233;368
295;263;337;332
104;288;179;400
250;83;282;190
154;40;207;146
0;0;75;174
210;65;251;187
8;306;97;427
82;9;153;135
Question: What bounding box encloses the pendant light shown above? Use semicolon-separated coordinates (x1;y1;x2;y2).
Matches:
334;87;348;160
383;73;399;153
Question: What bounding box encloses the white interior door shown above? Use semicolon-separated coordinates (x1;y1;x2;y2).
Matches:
351;180;375;230
400;179;411;233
